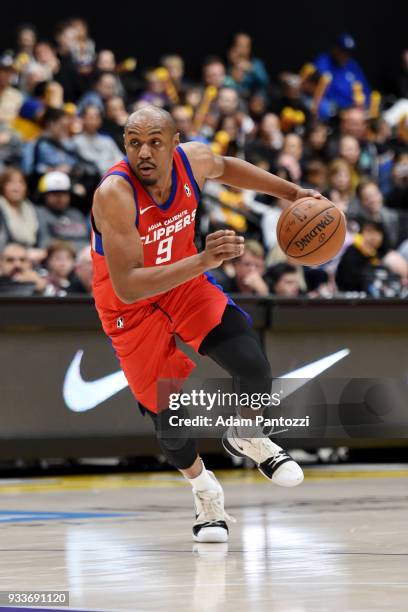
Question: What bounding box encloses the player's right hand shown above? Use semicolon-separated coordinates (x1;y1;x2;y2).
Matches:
201;229;245;268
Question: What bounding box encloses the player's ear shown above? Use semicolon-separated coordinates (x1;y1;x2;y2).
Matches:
174;131;180;147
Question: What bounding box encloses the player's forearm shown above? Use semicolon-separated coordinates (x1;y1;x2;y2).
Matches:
218;156;298;201
118;253;208;303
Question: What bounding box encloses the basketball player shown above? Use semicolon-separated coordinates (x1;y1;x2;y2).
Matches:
91;105;322;542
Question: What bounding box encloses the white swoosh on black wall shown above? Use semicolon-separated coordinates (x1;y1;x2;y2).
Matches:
63;349;350;412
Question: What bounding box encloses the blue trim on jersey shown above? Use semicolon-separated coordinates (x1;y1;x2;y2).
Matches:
124;156;177;211
204;272;252;324
94;231;104;255
177;145;201;202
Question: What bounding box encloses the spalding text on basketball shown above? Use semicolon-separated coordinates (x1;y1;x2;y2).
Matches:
293;212;336;251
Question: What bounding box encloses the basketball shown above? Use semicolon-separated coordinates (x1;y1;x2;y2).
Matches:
277;197;346;266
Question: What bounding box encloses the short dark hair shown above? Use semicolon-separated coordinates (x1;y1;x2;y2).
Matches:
266;262;297;287
356;178;379;199
16;23;37;36
47;240;76;261
80;104;102;119
202;55;225;68
0;167;26;197
42;107;65;128
92;70;116;88
395;150;408;163
54;20;72;38
357;215;385;235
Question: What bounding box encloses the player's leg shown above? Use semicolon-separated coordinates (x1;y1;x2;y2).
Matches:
144;405;231;542
111;302;231;542
199;305;304;487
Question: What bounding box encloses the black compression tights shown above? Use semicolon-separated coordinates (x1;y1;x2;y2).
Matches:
145;306;272;469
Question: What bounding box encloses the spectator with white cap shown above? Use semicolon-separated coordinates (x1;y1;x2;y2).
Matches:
36;170;89;251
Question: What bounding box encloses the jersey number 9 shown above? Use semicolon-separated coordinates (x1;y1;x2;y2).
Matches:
155;237;174;264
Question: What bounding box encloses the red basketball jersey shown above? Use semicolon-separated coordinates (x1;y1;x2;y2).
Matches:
91;146;201;333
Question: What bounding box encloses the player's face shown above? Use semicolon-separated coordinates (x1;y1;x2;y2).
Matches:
124;121;179;186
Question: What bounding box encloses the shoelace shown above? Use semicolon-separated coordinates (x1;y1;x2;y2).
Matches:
259;436;283;459
234;434;288;465
196;490;236;524
263;449;290;468
263;424;288;437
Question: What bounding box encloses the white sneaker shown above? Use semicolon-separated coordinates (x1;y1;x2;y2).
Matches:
192;472;235;543
222;427;304;487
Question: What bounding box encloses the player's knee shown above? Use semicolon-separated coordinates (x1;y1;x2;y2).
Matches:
254;353;272;380
158;436;197;470
234;350;271;381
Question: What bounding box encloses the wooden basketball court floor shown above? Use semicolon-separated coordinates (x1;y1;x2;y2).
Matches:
0;464;407;612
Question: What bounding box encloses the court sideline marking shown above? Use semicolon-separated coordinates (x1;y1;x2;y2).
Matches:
0;466;406;495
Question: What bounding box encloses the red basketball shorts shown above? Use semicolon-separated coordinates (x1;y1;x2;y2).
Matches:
108;274;229;413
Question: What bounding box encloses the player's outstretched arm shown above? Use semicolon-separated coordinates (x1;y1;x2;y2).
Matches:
93;176;244;304
182;141;322;203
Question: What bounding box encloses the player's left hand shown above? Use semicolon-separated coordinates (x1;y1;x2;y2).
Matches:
294;187;323;201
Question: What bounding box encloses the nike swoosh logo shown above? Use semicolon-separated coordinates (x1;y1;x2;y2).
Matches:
273;348;351;399
140;205;156;215
63;350;128;412
63;348;350;412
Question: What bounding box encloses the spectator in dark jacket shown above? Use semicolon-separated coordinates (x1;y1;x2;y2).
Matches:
386;152;408;211
335;219;386;292
23;108;78;177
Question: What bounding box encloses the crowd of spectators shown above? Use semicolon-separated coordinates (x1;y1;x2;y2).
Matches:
0;20;408;298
